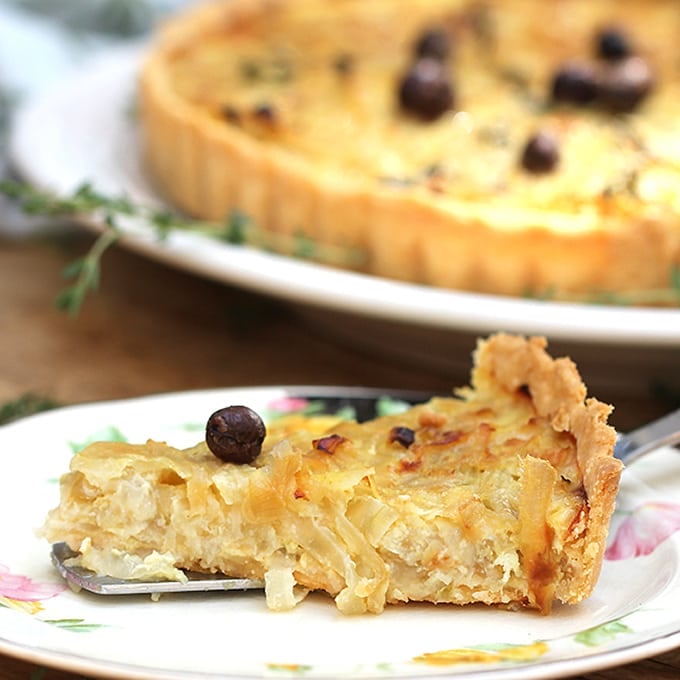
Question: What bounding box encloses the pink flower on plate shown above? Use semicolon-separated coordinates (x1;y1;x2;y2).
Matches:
605;501;680;560
0;563;65;614
267;397;310;414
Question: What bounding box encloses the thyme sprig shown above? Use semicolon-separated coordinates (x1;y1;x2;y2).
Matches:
3;180;678;312
55;226;119;315
0;393;61;425
1;181;131;316
0;180;366;315
525;266;680;307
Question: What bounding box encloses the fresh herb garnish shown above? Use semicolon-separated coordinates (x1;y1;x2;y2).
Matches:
2;180;677;312
0;393;61;425
54;226;119;315
0;180;367;316
524;267;680;307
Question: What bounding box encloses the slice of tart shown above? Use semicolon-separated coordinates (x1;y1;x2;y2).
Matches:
138;0;680;303
41;334;622;615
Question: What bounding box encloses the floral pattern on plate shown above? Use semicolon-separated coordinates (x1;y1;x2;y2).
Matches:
605;501;680;560
0;563;64;615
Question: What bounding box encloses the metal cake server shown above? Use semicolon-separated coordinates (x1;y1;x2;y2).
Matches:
51;407;680;596
613;406;680;465
51;542;264;595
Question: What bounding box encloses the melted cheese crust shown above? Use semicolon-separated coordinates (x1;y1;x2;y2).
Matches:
42;335;622;615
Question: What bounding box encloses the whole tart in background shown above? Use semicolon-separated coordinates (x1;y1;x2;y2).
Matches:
138;0;680;302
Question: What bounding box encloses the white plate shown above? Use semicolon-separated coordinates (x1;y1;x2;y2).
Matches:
2;387;680;680
7;46;680;348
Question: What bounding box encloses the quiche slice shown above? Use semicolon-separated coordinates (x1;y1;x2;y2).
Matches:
41;335;622;615
138;0;680;302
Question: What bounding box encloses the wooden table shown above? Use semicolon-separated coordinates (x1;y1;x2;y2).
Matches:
1;230;679;679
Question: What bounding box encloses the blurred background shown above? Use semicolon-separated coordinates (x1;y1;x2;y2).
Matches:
0;0;190;228
0;0;472;432
0;0;677;434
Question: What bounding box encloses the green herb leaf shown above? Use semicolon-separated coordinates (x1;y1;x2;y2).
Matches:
43;617;106;633
0;179;363;315
224;210;250;244
0;394;61;425
574;620;632;647
69;426;128;454
56;228;120;316
670;264;680;292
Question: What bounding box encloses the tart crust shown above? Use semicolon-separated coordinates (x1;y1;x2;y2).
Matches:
41;334;622;615
138;0;680;301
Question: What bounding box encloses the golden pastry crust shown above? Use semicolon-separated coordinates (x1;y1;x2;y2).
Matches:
468;334;621;607
41;334;622;615
138;0;680;302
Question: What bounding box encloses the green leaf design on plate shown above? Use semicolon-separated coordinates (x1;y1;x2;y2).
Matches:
375;396;412;417
574;620;632;646
180;421;205;432
68;425;127;454
43;618;106;633
333;405;357;420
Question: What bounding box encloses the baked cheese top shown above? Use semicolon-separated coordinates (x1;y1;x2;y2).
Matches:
165;0;680;216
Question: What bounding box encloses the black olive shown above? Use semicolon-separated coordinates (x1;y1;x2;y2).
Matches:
252;103;278;124
206;405;266;464
550;61;598;106
414;27;451;61
239;60;261;81
596;26;632;61
221;105;241;124
389;426;415;449
398;58;455;121
597;56;654;113
332;52;355;75
520;131;560;174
